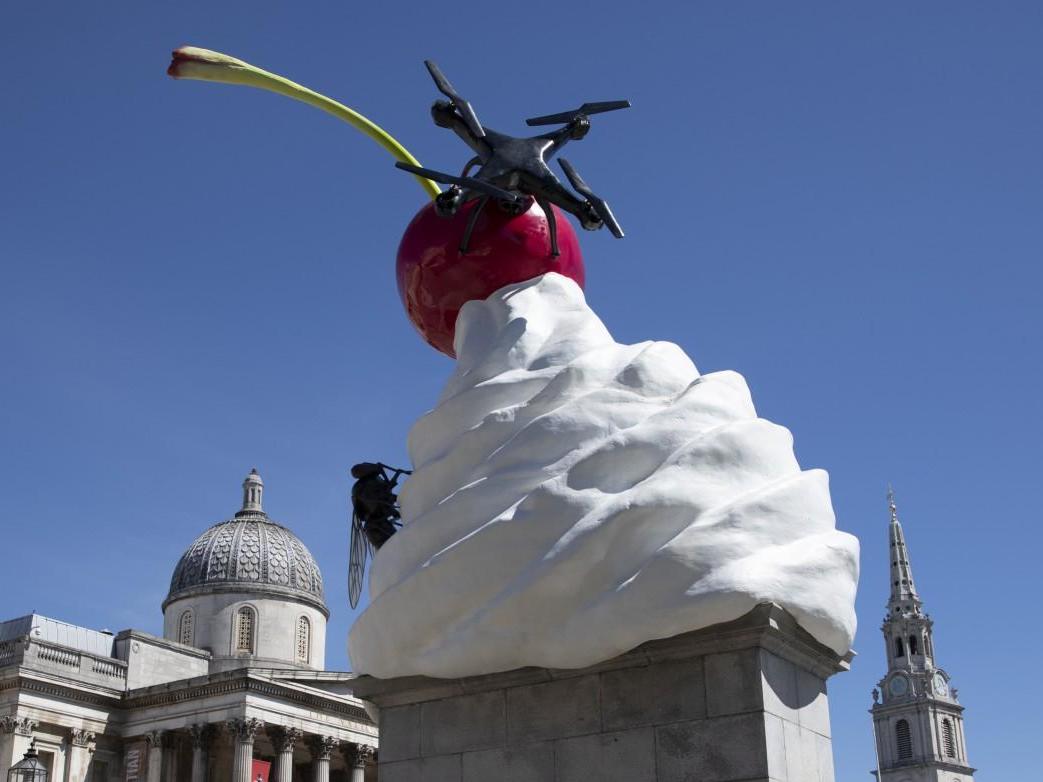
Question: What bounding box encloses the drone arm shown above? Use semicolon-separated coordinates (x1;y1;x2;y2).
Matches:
540;125;576;158
446;115;491;159
534;180;595;227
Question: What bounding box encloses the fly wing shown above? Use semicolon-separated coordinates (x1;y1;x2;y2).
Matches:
348;510;370;609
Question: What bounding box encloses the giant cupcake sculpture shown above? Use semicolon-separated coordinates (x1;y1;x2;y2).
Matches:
169;49;859;680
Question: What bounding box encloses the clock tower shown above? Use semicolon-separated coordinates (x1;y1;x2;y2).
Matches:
871;488;976;782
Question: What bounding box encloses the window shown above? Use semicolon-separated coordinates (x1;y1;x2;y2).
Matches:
296;616;311;664
178;610;194;646
908;635;919;655
942;719;955;758
895;719;912;760
894;637;905;657
235;607;256;654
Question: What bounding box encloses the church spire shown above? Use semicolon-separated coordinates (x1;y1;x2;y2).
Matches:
872;485;976;779
887;486;919;605
239;468;265;515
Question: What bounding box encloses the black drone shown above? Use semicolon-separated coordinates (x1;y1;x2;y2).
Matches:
396;61;630;256
348;461;411;608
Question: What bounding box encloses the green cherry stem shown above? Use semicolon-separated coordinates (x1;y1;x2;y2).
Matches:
167;46;442;201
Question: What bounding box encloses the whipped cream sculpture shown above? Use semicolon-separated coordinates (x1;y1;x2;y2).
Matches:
349;273;859;679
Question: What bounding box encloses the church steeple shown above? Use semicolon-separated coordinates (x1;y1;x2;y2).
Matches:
887;487;919;605
871;486;976;781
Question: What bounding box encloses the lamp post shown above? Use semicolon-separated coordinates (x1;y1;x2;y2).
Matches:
8;741;47;782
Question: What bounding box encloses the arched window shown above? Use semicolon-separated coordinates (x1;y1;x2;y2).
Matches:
941;719;955;758
235;606;256;654
895;719;912;760
894;636;905;657
178;610;194;646
296;616;311;664
908;635;919;655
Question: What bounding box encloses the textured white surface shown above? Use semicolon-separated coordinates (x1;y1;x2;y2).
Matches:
349;274;859;679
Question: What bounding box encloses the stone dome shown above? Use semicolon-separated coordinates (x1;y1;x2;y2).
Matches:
163;470;328;616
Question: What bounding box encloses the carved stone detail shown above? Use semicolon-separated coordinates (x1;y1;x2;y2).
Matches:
308;735;339;761
144;730;167;748
343;743;375;768
2;717;38;737
189;724;215;749
70;729;96;747
226;718;263;743
268;726;303;753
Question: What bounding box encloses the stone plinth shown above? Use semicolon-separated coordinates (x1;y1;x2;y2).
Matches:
352;603;851;782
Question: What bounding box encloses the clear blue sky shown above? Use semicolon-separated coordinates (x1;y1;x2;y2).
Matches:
2;3;1039;779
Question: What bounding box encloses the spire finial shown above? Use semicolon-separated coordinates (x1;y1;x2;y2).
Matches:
240;469;265;514
886;482;919;604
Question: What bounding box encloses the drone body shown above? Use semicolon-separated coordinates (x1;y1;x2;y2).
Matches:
397;61;629;257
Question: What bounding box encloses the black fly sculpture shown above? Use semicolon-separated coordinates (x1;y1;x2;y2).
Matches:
395;61;630;257
348;462;412;608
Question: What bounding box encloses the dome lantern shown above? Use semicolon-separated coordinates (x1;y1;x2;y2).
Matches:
239;468;264;516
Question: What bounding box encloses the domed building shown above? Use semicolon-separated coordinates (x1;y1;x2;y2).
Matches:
163;470;329;672
0;471;377;782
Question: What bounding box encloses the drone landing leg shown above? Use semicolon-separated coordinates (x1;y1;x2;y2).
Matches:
460;196;489;254
535;197;559;257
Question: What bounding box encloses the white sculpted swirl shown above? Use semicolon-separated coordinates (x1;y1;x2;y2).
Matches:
348;274;859;678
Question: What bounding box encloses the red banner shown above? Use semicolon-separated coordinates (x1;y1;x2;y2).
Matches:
251;759;271;782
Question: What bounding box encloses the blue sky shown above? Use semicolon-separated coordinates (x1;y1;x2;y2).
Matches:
2;3;1040;779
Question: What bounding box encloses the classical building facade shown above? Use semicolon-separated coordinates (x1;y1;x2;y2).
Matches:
870;490;975;782
0;471;377;782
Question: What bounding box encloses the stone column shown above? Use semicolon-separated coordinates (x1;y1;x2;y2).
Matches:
65;730;96;782
0;718;37;780
308;737;338;782
226;719;263;782
267;727;302;782
143;732;165;782
341;743;373;782
189;725;214;782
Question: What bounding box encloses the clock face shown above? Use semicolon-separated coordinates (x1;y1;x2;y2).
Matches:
889;675;909;696
932;673;948;696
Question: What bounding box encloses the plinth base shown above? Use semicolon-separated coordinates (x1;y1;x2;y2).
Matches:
352;603;850;782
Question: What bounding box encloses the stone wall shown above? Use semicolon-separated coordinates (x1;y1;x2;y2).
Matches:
115;630;209;689
353;604;850;782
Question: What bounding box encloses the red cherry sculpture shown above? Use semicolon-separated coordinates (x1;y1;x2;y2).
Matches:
396;199;585;357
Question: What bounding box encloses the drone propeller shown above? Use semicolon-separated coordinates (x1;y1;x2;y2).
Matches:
558;158;624;239
525;100;631;127
395;162;523;204
424;60;486;139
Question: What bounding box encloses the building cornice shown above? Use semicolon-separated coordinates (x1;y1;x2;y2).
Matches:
870;698;966;716
163;582;329;618
122;670;371;724
0;670;125;707
0;666;373;728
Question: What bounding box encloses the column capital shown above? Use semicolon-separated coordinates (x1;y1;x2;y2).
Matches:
268;726;303;753
342;743;375;769
1;717;37;737
144;730;169;748
226;718;264;743
70;729;96;748
189;724;216;749
308;735;339;761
